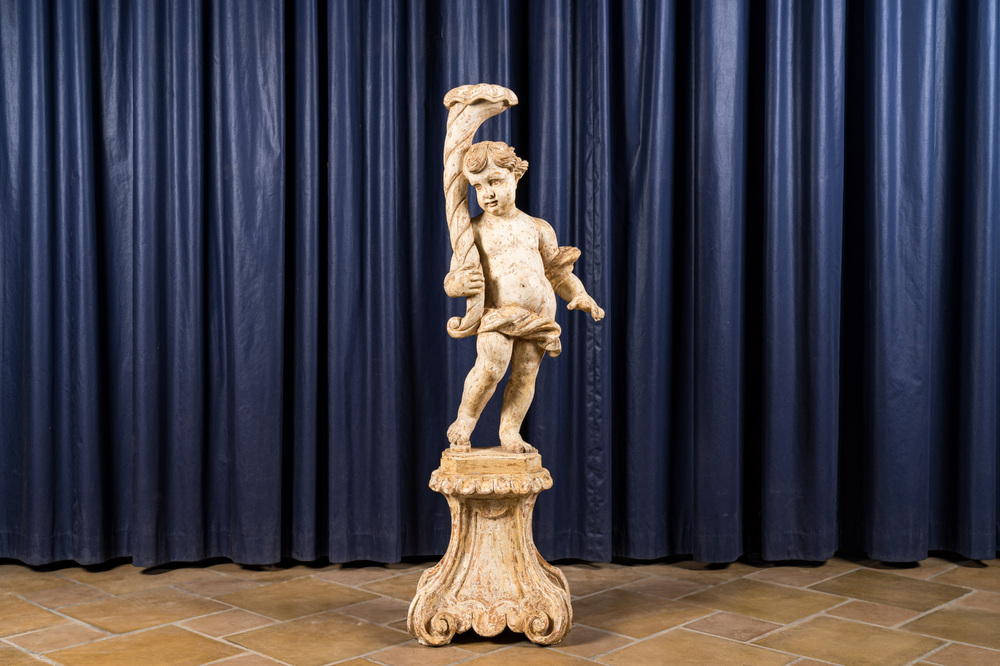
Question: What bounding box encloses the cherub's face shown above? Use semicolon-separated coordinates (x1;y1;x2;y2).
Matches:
466;159;518;218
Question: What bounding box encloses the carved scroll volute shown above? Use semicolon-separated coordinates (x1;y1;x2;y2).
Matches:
442;84;519;338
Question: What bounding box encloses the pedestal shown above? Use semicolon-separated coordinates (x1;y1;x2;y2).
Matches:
407;448;573;646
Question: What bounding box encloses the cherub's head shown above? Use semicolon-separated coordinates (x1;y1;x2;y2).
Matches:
464;141;528;217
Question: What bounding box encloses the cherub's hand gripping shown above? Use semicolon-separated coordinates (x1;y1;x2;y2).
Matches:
442;84;518;338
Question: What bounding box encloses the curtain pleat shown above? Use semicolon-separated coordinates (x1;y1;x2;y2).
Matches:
686;0;750;563
1;0;997;566
760;0;844;562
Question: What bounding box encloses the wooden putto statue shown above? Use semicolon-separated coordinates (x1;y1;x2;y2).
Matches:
439;85;605;454
408;83;604;647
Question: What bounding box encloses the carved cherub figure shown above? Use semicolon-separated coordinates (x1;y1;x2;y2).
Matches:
445;141;604;453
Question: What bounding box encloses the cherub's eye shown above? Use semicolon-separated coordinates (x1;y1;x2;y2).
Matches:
474;184;481;190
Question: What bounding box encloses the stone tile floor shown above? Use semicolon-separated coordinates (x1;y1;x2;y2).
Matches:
1;553;999;665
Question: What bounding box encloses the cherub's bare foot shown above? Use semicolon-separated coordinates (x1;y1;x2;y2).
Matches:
447;416;475;451
500;429;537;453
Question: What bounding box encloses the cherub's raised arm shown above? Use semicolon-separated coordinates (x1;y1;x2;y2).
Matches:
536;218;605;321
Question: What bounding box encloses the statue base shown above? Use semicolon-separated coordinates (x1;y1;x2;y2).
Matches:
407;447;573;646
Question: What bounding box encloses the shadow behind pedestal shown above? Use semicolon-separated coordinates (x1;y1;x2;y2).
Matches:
407;447;573;646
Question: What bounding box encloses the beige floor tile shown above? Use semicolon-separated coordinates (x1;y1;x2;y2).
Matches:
6;622;107;653
0;593;67;637
756;616;944;666
683;579;842;624
385;561;433;572
60;587;228;634
211;655;287;665
903;606;1000;649
618;576;707;599
340;597;412;625
955;590;1000;612
559;563;649;598
19;583;110;609
57;563;218;595
825;599;921;626
811;569;968;611
227;611;410;666
572;588;712;638
0;644;46;664
549;624;632;659
748;566;848;588
923;642;1000;666
933;560;1000;594
179;609;274;637
635;559;761;585
210;562;321;583
217;577;377;621
360;571;426;601
46;625;242;666
461;645;592;665
174;575;263;598
864;557;959;580
598;628;793;666
0;565;69;594
747;558;860;589
316;565;397;586
448;628;525;653
685;611;781;641
366;640;473;666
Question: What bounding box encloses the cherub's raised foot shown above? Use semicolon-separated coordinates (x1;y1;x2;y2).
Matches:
447;416;475;451
500;431;537;454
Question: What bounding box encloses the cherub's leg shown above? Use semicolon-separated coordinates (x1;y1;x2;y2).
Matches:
447;332;513;450
499;341;545;453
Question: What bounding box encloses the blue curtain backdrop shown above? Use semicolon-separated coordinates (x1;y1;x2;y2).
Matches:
1;0;997;567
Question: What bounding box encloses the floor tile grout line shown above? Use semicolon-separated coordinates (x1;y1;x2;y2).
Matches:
393;566;953;665
745;609;954;666
565;605;811;663
6;591;124;639
744;562;866;589
1;637;63;665
881;584;980;637
171;598;282;628
912;640;957;666
3;559;998;665
1;624;114;656
589;619;811;665
679;610;857;663
567;572;715;603
195;631;298;666
168;617;295;663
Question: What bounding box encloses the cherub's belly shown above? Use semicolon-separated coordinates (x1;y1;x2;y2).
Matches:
485;269;556;318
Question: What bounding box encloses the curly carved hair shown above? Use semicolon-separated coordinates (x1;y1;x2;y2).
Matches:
464;141;529;180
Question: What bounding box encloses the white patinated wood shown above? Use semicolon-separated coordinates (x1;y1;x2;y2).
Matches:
407;447;572;645
409;83;605;648
440;83;604;454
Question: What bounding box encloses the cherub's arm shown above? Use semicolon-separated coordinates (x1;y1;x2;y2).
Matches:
536;218;605;321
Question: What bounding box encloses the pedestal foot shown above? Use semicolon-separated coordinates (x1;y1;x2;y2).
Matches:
408;448;572;646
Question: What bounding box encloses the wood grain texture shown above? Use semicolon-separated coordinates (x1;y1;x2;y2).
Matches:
408;448;572;646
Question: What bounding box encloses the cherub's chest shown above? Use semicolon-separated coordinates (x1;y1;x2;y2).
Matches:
474;217;538;256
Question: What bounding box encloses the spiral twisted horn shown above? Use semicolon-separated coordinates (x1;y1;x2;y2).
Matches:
442;84;518;337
